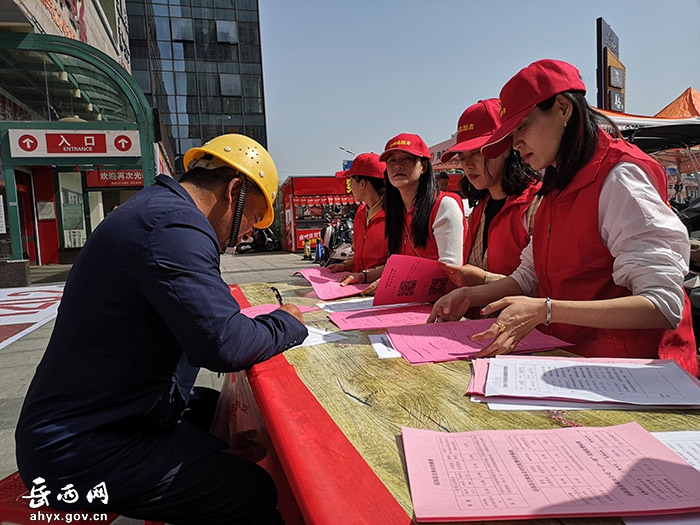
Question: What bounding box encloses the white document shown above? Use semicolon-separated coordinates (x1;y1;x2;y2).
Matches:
293;326;346;349
624;432;700;525
368;334;401;359
316;297;375;313
485;357;700;407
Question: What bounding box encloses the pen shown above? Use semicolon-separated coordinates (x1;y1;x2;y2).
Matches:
271;286;284;306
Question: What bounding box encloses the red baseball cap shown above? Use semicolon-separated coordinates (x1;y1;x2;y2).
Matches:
481;59;586;158
334;152;386;179
441;98;501;162
379;133;430;162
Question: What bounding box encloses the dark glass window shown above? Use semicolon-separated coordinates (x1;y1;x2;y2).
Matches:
217;45;236;62
153;4;169;16
171;18;194;40
220;73;242;96
192;7;214;18
127;2;144;15
161;71;175;93
200;97;221;113
129;15;146;39
129;39;149;59
240;45;260;63
176;73;198;95
199;74;220;96
237;9;258;22
157;42;173;60
238;22;259;45
169;5;191;17
237;0;256;10
244;97;262;114
193;19;215;42
221;97;242;114
132;70;152;94
216;20;237;43
242;76;261;98
154;17;171;40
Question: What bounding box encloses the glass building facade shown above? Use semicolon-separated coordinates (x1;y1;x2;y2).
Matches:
126;0;266;177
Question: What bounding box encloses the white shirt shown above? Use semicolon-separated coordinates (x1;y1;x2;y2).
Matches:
432;196;464;265
511;161;689;327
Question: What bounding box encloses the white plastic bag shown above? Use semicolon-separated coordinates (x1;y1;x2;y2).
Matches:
210;371;271;462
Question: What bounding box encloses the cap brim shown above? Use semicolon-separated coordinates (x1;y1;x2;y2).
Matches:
441;134;494;162
378;148;401;163
335;170;350;178
480;105;533;159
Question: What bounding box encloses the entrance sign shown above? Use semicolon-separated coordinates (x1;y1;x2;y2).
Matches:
8;129;141;158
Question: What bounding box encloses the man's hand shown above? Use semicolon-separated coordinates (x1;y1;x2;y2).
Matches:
327;263;348;273
277;304;304;324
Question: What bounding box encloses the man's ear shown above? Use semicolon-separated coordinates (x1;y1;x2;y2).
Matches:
226;177;242;206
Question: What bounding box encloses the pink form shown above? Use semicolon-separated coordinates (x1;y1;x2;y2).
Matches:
240;303;317;318
402;422;700;522
296;266;370;300
386;318;572;364
328;303;433;330
372;254;457;306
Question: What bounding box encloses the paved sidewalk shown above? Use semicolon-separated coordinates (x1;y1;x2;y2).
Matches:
0;250;314;484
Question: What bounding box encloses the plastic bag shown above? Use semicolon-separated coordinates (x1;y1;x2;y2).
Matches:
210;371;271;463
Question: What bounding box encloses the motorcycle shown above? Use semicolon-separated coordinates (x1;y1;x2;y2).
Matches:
236;227;279;254
319;215;354;267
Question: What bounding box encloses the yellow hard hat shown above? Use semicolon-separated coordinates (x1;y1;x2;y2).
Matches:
183;134;278;229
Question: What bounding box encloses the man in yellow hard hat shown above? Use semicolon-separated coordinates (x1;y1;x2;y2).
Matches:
16;134;306;524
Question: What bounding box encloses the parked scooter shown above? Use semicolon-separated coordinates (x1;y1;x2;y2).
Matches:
236;227;279;254
319;216;354;267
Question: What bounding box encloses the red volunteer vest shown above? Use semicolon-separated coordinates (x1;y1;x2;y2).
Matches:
351;204;388;272
533;131;697;376
465;182;541;276
399;192;466;262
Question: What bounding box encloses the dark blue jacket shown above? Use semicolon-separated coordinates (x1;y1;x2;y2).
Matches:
15;175;307;504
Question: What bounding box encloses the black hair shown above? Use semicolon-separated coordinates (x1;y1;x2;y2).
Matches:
459;149;541;207
352;175;385;199
180;165;263;197
385;157;436;254
536;91;622;195
436;171;450;181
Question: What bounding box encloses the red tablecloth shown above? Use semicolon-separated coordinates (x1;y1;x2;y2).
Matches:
248;355;411;524
231;282;410;523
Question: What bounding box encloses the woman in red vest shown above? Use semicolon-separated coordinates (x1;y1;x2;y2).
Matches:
328;152;388;286
439;98;542;287
429;59;698;376
350;133;466;293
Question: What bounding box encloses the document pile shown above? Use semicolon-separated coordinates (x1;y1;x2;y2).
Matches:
402;422;700;522
467;355;700;410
